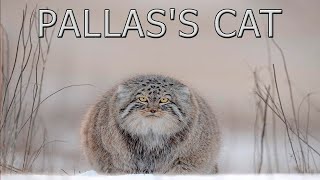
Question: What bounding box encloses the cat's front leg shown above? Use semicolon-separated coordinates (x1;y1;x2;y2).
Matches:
166;159;199;174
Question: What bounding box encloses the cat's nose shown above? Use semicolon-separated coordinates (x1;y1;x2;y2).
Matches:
150;109;157;113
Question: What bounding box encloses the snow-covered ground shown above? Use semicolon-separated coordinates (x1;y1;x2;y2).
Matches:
2;174;320;180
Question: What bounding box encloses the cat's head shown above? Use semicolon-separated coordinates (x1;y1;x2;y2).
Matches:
114;75;193;136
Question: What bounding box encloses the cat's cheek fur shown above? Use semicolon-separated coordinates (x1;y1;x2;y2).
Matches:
120;113;181;136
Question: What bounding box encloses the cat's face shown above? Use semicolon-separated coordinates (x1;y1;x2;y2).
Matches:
114;75;192;136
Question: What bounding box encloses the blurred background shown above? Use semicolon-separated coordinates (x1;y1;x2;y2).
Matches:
1;0;320;174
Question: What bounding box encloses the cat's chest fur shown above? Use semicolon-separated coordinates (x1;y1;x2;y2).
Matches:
123;131;174;173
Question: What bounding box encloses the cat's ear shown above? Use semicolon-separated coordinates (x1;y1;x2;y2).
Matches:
179;86;190;95
180;86;190;95
178;85;191;101
116;85;125;94
115;85;131;103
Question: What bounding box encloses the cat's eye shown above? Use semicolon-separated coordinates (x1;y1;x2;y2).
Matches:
138;96;148;102
159;97;169;103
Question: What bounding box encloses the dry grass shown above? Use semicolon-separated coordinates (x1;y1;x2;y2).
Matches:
0;5;93;174
0;5;56;173
253;38;320;173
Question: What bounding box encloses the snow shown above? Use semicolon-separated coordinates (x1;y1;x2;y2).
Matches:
80;170;98;176
2;173;320;180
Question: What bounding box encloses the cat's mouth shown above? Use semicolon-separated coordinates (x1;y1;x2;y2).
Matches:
140;110;163;118
145;114;161;118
